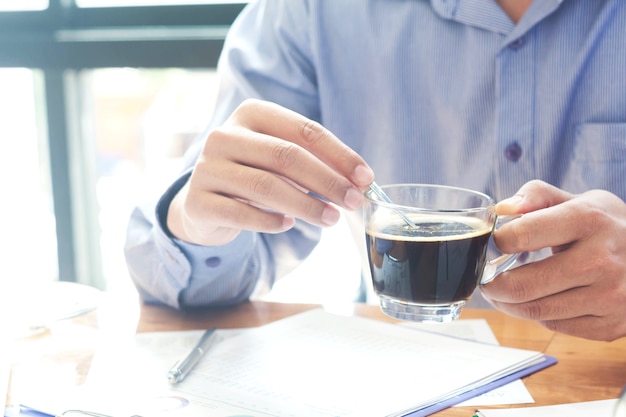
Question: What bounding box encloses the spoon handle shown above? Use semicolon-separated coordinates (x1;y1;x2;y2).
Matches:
367;182;417;228
368;181;393;203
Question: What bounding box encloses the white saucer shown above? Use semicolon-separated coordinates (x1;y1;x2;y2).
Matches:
4;281;102;337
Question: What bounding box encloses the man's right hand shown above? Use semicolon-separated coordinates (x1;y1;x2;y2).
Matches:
167;99;375;246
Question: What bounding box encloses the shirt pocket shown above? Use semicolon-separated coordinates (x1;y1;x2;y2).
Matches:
561;123;626;199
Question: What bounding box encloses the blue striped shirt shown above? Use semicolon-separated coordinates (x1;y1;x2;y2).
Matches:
125;0;626;308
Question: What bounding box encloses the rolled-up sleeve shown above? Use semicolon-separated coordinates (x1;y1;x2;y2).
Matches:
124;169;270;309
124;168;321;309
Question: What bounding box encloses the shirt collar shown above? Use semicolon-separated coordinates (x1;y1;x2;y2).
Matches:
429;0;567;37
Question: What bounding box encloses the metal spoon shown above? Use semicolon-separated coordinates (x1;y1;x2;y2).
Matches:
367;182;418;228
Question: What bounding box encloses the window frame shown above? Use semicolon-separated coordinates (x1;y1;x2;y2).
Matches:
0;2;246;287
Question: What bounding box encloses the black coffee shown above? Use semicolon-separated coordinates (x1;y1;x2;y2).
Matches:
366;217;492;304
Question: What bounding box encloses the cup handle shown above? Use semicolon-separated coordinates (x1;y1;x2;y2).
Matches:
480;252;520;285
480;214;522;285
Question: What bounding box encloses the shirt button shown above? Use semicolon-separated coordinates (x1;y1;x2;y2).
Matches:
508;37;525;50
205;257;221;268
505;142;523;162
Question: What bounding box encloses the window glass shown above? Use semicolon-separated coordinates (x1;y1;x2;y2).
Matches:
0;68;57;285
83;68;219;292
0;0;48;11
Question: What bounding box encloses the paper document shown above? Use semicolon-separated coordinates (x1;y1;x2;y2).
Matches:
23;308;555;417
402;319;534;407
166;309;553;416
476;399;617;416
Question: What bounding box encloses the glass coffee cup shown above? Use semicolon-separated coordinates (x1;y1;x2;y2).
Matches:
363;183;518;322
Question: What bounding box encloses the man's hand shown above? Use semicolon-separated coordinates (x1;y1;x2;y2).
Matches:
481;180;626;341
167;99;374;246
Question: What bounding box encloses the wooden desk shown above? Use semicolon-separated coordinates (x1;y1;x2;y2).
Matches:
8;298;626;416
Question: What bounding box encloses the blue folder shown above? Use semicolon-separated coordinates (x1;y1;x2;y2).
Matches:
404;355;558;417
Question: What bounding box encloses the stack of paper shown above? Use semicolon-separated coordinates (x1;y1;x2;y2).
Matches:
22;308;556;417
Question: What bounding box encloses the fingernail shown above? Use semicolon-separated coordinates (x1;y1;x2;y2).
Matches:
282;215;296;230
352;164;374;186
321;206;341;226
343;187;364;210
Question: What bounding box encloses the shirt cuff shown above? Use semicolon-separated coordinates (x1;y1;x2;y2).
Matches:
155;168;193;239
151;167;261;307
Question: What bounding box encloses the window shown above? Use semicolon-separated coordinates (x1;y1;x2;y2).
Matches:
77;0;242;6
84;68;220;292
0;1;363;305
0;2;246;291
0;1;47;11
0;68;57;285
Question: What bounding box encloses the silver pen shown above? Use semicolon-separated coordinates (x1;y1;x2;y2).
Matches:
167;328;218;384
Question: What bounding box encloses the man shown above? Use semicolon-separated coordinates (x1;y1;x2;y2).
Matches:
125;0;626;341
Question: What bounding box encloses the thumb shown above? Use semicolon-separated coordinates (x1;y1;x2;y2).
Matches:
495;180;575;216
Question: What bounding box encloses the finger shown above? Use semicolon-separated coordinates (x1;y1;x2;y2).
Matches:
539;315;626;342
191;190;298;235
482;250;626;331
483;280;597;319
494;201;596;255
230;99;374;188
207;125;364;211
486;286;626;341
167;180;297;246
495;180;574;216
494;181;577;253
481;248;594;304
194;157;342;228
